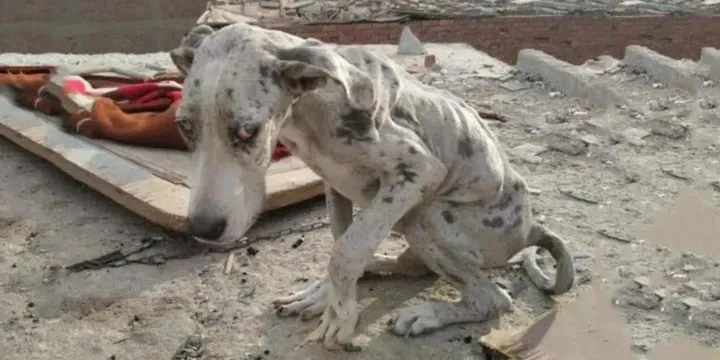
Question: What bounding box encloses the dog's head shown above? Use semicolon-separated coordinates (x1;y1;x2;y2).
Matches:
171;23;376;245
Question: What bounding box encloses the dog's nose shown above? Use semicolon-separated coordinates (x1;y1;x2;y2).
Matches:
187;215;227;241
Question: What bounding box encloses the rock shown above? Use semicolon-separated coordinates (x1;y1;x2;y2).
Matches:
615;285;661;310
653;288;670;300
650;118;690;139
633;276;651;288
547;135;588;156
397;26;425;55
423;54;436;68
648;99;671;111
698;97;717;109
614;128;650;146
689;300;720;330
681;297;703;308
498;80;530;92
510;143;547;164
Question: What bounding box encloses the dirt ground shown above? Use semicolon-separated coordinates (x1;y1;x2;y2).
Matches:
1;43;720;359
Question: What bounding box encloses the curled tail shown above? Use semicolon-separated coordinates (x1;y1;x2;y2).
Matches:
522;223;576;295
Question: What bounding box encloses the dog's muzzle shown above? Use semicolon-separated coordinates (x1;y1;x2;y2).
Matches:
187;214;227;241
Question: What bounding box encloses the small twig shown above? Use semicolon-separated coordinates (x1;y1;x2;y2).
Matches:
477;110;510;123
224;252;235;274
660;166;692;181
237;286;257;305
597;229;633;243
557;187;599;205
112;337;130;345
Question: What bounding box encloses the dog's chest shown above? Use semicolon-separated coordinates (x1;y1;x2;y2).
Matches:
278;128;377;208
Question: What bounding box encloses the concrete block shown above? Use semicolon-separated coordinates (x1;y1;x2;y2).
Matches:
516;49;626;109
623;45;701;93
700;47;720;81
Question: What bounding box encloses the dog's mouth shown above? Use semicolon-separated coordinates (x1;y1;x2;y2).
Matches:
192;236;242;249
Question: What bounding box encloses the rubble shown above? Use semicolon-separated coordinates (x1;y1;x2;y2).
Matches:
397;26;426;55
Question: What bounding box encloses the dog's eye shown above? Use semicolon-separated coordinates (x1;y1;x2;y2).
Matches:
230;124;259;146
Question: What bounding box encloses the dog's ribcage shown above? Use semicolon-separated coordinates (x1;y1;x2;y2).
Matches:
279;45;510;209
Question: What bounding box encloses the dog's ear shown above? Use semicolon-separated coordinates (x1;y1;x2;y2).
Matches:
170;24;216;75
275;41;375;110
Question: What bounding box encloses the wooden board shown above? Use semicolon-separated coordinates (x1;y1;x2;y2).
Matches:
0;95;324;232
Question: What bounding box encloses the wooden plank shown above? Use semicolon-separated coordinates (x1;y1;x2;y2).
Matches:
0;96;324;232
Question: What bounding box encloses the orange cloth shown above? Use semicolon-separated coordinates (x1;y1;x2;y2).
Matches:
66;98;187;150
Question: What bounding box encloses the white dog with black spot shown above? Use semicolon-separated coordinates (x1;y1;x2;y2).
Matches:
170;22;576;351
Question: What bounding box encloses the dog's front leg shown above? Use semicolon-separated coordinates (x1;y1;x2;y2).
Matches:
308;152;446;350
273;183;354;319
326;183;353;239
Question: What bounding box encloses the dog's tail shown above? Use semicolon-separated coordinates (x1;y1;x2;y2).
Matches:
522;223;576;295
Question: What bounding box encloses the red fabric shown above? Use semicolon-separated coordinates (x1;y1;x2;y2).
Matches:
0;67;290;160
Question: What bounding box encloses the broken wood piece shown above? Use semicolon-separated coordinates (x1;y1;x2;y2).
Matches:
478;110;510;123
224;251;235;274
557;187;599;205
597;228;633;243
479;309;558;359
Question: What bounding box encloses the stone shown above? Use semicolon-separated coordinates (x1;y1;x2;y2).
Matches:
397;26;425;55
498;80;531;92
510;143;547;164
681;297;703;308
423;54;436;68
633;276;651;288
690;300;720;330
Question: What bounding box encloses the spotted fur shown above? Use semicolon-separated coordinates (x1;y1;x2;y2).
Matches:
171;22;576;351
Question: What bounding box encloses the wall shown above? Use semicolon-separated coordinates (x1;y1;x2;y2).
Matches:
1;0;718;65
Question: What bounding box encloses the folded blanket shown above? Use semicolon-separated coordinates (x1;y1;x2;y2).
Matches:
0;67;291;161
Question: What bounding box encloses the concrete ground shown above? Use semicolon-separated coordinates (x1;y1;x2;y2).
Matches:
2;43;720;360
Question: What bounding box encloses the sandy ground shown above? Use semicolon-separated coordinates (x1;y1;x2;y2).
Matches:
1;42;720;360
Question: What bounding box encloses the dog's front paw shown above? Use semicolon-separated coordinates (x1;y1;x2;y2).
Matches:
306;291;361;351
273;278;330;320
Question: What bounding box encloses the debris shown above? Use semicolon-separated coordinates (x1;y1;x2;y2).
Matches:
614;128;650;146
557;187;599;205
659;166;693;182
710;180;720;192
424;54;436;68
478;109;511;123
681;297;704;308
650;118;690;139
698;97;716;109
690;301;720;330
291;238;304;249
616;286;661;310
547;135;588;156
654;288;670;300
479;309;557;360
246;246;259;257
597;228;633;243
633;276;651;288
581;55;622;75
397;26;425;55
172;334;205;360
498;80;530;92
648;99;671;112
510;143;547;164
224;251;235;274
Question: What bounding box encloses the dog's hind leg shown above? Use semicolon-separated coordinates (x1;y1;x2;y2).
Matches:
387;203;513;337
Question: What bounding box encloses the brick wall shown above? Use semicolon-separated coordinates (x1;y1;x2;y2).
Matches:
0;0;718;65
